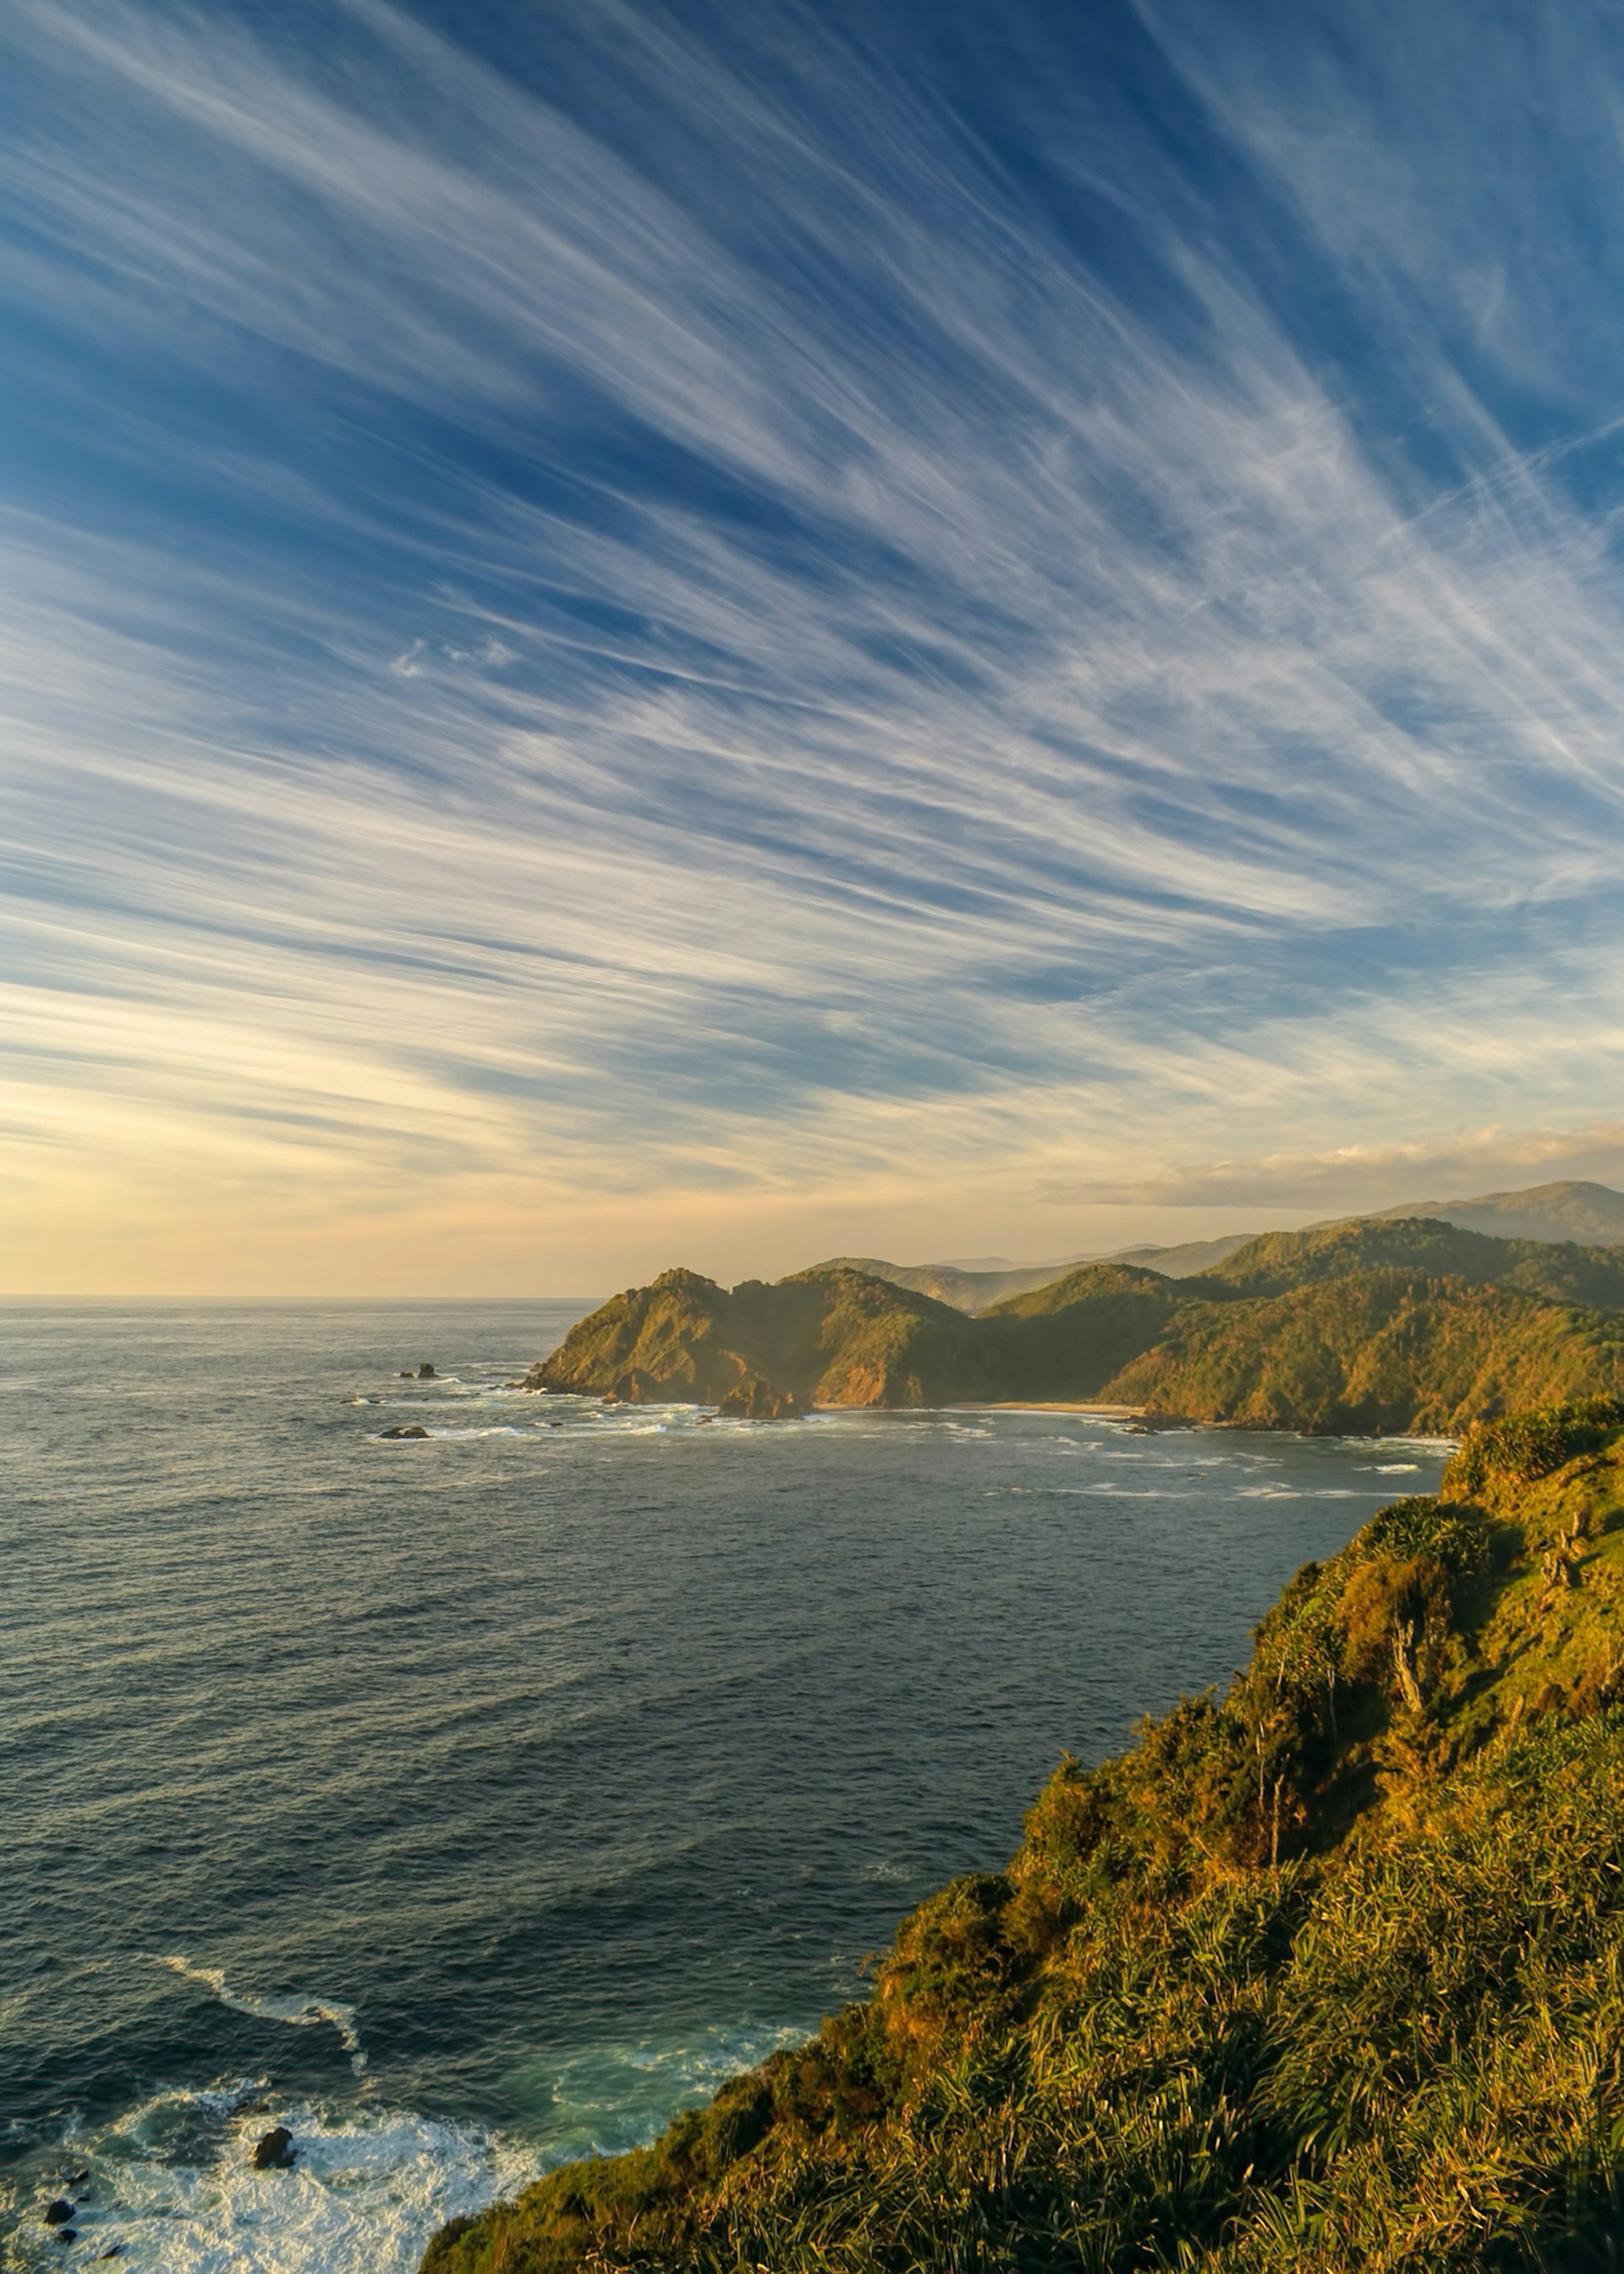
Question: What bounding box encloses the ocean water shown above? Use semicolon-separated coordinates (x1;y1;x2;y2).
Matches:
0;1300;1449;2270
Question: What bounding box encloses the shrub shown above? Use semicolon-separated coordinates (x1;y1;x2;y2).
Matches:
1443;1397;1624;1501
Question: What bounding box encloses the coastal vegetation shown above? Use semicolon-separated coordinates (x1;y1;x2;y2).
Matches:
529;1217;1624;1434
424;1398;1624;2272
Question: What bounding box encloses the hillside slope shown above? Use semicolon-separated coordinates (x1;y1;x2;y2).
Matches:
1091;1230;1260;1277
425;1398;1624;2274
1201;1215;1624;1310
1096;1269;1624;1434
1373;1176;1624;1247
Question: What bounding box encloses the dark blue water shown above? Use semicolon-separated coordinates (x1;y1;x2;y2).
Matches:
0;1300;1447;2268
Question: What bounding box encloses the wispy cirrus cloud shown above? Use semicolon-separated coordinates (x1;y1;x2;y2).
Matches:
3;0;1624;1288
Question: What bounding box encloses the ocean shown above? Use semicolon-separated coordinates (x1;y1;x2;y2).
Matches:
0;1299;1448;2270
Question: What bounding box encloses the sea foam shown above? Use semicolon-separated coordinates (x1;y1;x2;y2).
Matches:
159;1960;368;2075
5;2089;534;2274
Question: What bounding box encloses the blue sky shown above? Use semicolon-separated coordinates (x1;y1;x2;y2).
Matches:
6;0;1624;1293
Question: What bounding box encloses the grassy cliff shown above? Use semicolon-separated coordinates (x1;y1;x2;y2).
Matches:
424;1398;1624;2273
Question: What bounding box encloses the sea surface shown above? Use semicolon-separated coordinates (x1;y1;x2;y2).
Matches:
0;1300;1449;2271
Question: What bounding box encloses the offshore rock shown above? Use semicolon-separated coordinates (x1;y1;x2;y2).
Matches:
250;2126;297;2171
380;1424;431;1440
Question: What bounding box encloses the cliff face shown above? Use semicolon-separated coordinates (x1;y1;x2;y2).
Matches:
424;1398;1624;2274
530;1222;1624;1431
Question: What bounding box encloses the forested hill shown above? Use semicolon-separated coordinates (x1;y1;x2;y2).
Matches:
424;1395;1624;2273
529;1217;1624;1434
529;1263;1000;1414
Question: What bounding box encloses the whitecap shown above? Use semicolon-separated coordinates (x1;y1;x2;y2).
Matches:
8;2090;536;2274
158;1960;367;2076
419;1425;528;1442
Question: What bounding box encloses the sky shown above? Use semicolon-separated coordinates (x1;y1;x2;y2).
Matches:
7;0;1624;1295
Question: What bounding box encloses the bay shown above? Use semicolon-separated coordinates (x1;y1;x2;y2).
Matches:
0;1299;1446;2269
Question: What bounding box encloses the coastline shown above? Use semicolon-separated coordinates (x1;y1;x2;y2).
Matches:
947;1400;1145;1416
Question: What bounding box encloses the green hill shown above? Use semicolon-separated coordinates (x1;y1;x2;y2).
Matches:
422;1397;1624;2274
1098;1269;1624;1434
976;1263;1200;1401
1199;1215;1624;1310
530;1263;1000;1413
531;1221;1624;1431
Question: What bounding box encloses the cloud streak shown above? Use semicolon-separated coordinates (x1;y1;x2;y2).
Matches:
4;0;1624;1286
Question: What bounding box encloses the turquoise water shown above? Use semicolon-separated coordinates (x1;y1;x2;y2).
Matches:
0;1300;1447;2268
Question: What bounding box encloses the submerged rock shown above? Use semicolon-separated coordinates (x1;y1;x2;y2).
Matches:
42;2200;73;2227
250;2126;297;2171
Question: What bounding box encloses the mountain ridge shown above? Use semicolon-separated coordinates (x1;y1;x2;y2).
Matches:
821;1180;1624;1316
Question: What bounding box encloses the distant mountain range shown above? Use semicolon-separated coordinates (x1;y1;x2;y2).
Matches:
529;1206;1624;1436
1367;1178;1624;1246
816;1233;1257;1313
823;1181;1624;1314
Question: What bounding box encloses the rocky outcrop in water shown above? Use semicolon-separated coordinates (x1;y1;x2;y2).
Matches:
716;1374;803;1419
250;2127;297;2171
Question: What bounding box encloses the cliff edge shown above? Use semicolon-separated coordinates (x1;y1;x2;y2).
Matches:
425;1395;1624;2272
